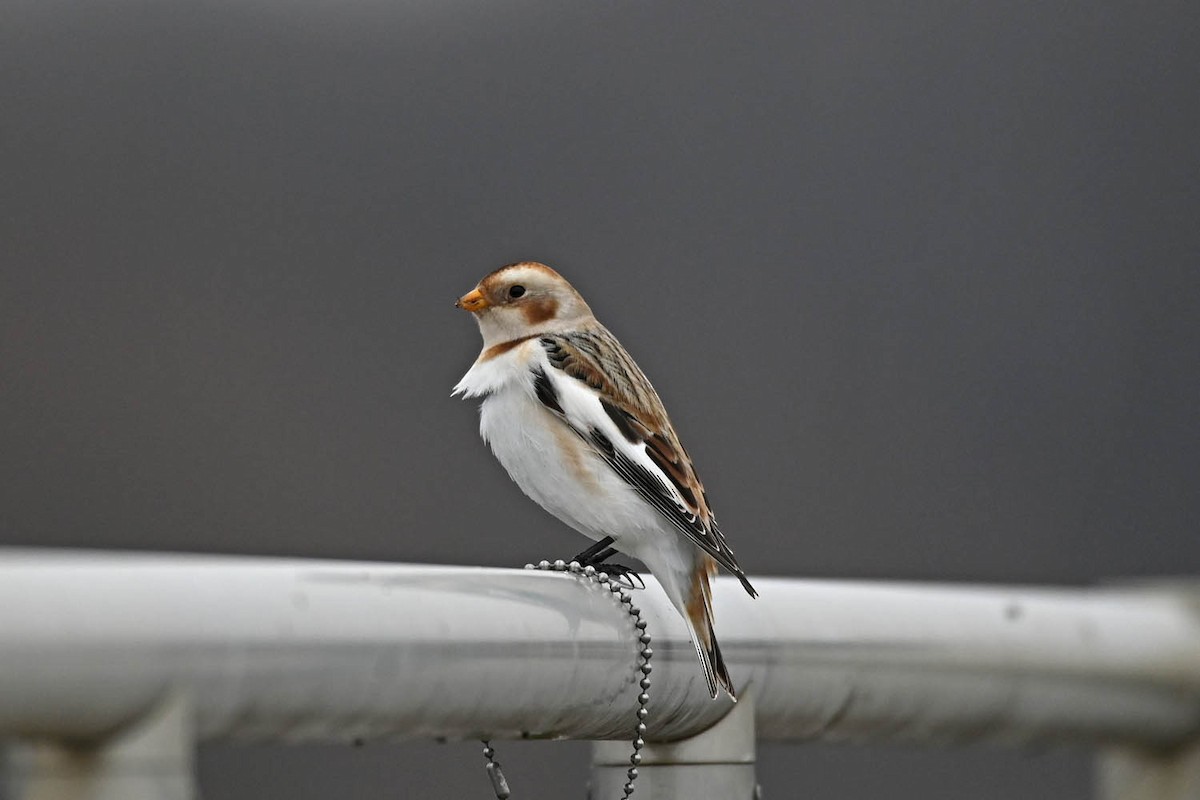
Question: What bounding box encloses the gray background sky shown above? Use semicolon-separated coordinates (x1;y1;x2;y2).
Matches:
2;1;1198;797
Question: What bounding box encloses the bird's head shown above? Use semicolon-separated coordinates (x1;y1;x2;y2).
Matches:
456;262;594;346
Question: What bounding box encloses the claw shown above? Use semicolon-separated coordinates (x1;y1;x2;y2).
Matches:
595;562;645;590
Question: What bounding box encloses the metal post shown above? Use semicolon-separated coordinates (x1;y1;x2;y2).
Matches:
1098;743;1200;800
2;694;195;800
591;687;757;800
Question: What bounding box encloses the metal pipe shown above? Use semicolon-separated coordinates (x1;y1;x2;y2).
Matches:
0;549;1197;749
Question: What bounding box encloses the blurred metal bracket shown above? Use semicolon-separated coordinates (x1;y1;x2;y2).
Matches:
3;693;194;800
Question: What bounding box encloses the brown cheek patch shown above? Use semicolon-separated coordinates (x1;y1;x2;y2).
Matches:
522;297;559;325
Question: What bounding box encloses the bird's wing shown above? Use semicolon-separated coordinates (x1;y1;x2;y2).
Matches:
534;329;756;596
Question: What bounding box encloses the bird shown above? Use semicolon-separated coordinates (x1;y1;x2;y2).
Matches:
453;261;757;700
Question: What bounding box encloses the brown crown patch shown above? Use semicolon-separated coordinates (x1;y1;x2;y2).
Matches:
482;261;563;284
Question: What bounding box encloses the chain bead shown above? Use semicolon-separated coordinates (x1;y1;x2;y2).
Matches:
480;740;511;800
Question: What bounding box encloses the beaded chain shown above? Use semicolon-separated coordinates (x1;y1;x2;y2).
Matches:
480;558;653;799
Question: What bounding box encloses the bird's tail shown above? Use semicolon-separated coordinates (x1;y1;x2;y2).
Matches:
682;555;736;700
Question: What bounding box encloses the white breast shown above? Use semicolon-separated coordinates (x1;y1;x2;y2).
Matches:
457;343;665;551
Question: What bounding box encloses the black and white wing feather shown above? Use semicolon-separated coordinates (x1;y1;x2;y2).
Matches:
533;328;757;597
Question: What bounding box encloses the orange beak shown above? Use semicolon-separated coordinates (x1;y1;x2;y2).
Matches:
455;288;490;312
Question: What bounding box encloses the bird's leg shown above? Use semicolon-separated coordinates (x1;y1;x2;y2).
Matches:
570;536;616;566
588;545;617;563
568;537;644;589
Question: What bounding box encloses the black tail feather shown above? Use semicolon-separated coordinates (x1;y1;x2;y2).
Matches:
695;616;736;701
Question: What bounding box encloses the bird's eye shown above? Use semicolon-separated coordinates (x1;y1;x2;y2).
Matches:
508;285;526;298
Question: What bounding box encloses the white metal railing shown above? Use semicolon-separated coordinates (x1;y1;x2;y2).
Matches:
0;548;1197;799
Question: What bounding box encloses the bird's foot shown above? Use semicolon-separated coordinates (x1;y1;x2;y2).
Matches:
565;536;643;589
593;562;645;590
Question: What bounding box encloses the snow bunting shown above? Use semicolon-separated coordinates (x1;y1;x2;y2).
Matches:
453;261;757;700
